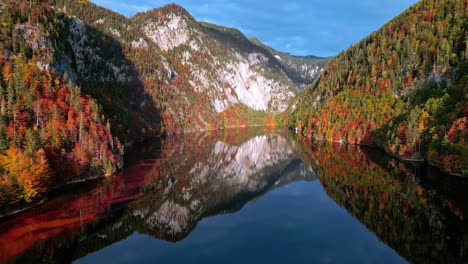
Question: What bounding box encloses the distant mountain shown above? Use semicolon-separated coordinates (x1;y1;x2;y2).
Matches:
289;0;467;176
248;37;327;88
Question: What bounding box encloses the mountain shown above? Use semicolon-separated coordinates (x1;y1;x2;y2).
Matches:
49;0;326;137
0;0;324;206
288;0;468;176
248;37;327;88
0;0;123;206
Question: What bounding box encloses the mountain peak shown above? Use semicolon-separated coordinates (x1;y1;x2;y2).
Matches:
160;3;187;14
133;3;194;22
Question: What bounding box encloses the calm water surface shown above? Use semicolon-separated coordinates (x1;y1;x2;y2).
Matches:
0;129;467;263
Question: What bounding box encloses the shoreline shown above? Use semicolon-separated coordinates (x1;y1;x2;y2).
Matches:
0;125;272;218
0;176;107;219
301;134;465;178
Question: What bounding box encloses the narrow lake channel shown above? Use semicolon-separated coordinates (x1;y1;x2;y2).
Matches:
0;129;467;263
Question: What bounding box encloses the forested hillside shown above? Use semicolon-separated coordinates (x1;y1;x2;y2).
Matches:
0;0;323;209
47;0;324;137
0;0;122;206
289;0;468;175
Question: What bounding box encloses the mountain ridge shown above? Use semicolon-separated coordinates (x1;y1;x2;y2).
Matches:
0;0;325;206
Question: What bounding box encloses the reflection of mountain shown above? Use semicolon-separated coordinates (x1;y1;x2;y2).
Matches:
301;141;468;264
89;133;317;244
2;131;466;264
0;129;317;263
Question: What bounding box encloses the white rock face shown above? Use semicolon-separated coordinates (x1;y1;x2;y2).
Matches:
109;28;121;38
67;18;91;76
185;51;294;114
16;24;49;50
66;18;127;83
293;63;325;83
228;60;294;113
141;14;295;114
16;24;53;70
143;14;190;51
131;38;148;49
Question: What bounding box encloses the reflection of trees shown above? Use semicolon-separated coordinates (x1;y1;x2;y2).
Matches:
303;141;468;263
4;131;465;264
0;129;317;263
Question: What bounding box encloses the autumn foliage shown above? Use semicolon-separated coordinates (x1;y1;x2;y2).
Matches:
289;0;468;175
0;1;122;206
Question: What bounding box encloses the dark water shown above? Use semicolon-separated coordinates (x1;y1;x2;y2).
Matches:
0;129;467;263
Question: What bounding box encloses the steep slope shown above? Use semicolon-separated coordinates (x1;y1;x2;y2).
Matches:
47;1;321;136
0;0;324;208
51;0;169;141
289;0;468;176
0;0;123;206
249;37;327;88
131;6;305;122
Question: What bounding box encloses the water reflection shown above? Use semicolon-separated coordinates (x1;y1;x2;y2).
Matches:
0;129;466;263
124;131;316;242
0;129;317;263
300;141;468;263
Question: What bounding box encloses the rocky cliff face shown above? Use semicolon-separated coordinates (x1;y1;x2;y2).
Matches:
45;1;325;138
132;7;300;115
249;37;328;88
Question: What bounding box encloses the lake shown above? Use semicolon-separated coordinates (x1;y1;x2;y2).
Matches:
0;128;467;263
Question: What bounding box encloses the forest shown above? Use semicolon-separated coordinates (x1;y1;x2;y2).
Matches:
0;0;288;210
289;0;467;176
0;0;467;212
0;0;122;207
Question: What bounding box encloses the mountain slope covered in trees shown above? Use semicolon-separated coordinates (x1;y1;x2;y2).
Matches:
0;0;325;208
0;0;123;206
289;0;468;176
48;0;326;138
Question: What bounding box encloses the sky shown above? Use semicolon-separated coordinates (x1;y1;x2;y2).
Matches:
90;0;419;57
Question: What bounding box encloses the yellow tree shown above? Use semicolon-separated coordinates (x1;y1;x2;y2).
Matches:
0;147;50;202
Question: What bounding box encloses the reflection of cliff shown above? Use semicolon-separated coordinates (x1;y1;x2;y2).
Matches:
304;141;468;264
108;132;317;242
0;129;317;263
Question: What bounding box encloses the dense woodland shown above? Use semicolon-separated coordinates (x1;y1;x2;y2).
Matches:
0;0;467;211
49;0;304;135
289;0;468;175
0;0;302;208
0;0;122;206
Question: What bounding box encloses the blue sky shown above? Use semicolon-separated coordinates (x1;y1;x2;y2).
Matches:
90;0;419;57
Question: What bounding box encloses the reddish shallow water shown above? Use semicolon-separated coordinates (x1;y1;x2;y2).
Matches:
0;154;164;262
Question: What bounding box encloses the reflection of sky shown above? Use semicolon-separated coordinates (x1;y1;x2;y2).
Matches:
76;181;406;263
90;0;418;57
